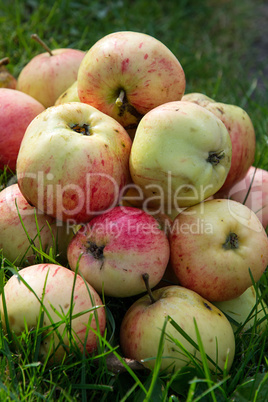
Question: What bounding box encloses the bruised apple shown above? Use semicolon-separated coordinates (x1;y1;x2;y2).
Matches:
0;264;106;364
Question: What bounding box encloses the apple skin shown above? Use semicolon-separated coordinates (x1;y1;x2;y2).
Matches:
0;183;73;264
169;199;268;302
54;80;80;105
16;102;132;223
182;92;256;191
120;285;235;373
67;206;170;297
129;101;232;210
213;286;267;333
0;88;45;171
17;48;85;108
0;63;17;89
0;264;106;364
77;31;186;129
217;166;268;230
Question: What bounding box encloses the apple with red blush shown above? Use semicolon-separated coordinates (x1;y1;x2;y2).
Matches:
17;34;85;108
0;88;45;172
0;263;106;364
77;31;186;130
67;206;170;297
169;199;268;302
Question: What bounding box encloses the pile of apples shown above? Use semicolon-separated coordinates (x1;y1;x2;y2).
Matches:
0;31;268;373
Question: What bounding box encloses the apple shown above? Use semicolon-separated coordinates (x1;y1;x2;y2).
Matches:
17;34;85;108
67;206;170;297
120;285;235;372
169;199;268;302
0;57;17;89
213;286;267;333
217;166;268;230
129;101;232;211
0;263;106;364
0;183;73;264
54;80;80;105
16;102;132;224
77;31;186;129
0;88;45;172
182;92;256;191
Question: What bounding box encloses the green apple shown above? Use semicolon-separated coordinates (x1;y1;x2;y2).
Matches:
213;286;267;333
17;34;85;108
55;80;79;105
129;101;232;211
120;285;235;372
182;92;256;192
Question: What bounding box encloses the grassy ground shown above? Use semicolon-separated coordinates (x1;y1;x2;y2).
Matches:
1;0;268;400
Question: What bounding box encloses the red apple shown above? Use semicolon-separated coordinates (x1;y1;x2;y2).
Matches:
169;199;268;301
17;34;85;108
77;31;186;129
0;88;45;172
182;93;256;191
67;206;170;297
217;166;268;229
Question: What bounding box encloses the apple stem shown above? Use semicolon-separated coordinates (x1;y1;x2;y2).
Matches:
31;34;53;56
142;273;156;304
116;89;125;107
0;57;10;67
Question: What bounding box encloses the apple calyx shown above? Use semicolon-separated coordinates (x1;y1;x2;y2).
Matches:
70;123;91;136
86;240;105;261
207;150;225;166
222;232;239;250
142;273;156;304
31;33;53;56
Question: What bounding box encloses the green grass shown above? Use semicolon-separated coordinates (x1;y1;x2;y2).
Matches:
1;0;268;400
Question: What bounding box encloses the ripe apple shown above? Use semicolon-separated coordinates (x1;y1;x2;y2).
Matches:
0;57;17;89
67;206;170;297
169;199;268;302
129;101;232;211
217;166;268;230
0;183;72;264
213;286;267;333
120;285;235;372
77;31;186;129
17;34;85;108
0;263;106;364
55;80;79;105
0;88;45;172
182;92;256;191
16;102;132;223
